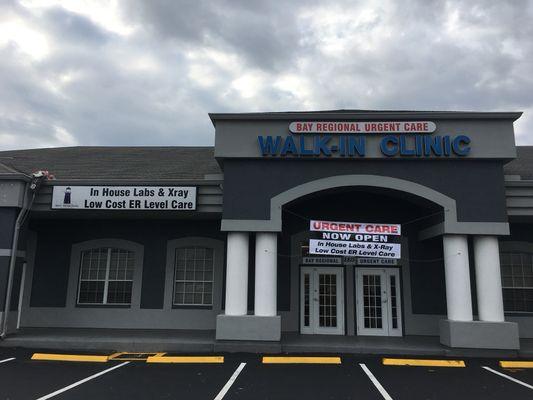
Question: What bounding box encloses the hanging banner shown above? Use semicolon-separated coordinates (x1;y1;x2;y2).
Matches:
310;220;401;235
52;186;196;210
309;219;401;259
309;239;401;259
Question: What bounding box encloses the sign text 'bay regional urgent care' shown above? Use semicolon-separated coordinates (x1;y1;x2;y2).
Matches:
52;186;196;210
309;220;401;259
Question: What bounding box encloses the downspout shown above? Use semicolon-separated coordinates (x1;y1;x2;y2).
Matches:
1;171;48;338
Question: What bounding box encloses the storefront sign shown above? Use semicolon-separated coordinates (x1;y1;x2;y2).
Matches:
289;121;437;134
52;186;197;210
309;219;401;259
352;257;398;266
302;256;343;265
258;134;471;157
258;120;471;158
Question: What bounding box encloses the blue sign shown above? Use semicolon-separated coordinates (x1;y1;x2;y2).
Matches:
258;134;471;157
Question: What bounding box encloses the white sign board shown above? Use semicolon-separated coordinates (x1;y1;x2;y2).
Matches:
309;239;401;259
52;186;196;211
302;256;342;265
352;257;392;266
310;220;401;235
289;121;436;134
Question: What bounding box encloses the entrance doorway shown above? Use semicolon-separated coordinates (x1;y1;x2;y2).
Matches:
300;266;345;335
356;268;402;336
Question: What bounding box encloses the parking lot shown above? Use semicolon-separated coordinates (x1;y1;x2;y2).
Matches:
1;348;533;399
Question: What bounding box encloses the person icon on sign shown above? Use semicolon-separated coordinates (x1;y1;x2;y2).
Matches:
63;187;71;204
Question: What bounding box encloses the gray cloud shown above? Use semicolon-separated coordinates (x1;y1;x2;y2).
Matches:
0;0;533;151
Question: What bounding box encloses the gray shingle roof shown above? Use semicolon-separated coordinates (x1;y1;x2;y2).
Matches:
0;145;532;181
504;146;533;179
0;146;221;181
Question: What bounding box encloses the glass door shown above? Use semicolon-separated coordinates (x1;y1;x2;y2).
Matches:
300;266;345;335
356;268;402;337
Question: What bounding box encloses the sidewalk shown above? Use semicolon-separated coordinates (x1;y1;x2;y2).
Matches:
2;328;532;358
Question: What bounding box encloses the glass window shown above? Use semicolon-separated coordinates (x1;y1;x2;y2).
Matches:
173;247;214;306
500;251;533;313
78;247;135;305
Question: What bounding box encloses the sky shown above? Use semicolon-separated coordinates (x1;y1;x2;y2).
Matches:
0;0;532;150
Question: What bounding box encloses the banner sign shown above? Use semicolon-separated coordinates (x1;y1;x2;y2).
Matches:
302;256;343;265
343;257;399;266
289;121;437;134
310;220;401;235
309;219;401;259
52;186;196;210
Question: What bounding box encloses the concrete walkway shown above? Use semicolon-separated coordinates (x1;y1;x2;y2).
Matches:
1;328;532;357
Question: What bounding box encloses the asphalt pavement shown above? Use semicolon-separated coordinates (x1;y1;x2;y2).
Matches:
1;348;533;399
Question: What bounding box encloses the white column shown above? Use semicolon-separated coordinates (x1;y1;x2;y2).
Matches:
224;232;249;316
473;236;505;322
254;232;278;316
442;235;473;321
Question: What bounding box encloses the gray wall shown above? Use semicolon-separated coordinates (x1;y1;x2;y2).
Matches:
0;208;17;312
21;219;227;329
221;159;508;224
214;116;518;159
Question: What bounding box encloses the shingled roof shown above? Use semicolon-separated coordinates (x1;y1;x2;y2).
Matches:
504;146;533;179
0;146;221;181
0;145;532;181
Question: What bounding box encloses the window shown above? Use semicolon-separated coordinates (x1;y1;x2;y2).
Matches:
77;247;135;305
500;252;533;313
173;247;214;306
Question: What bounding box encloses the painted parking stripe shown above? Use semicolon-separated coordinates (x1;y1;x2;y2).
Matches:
146;355;224;363
383;358;465;367
500;361;533;369
32;353;109;362
0;357;15;364
262;356;341;364
482;366;533;390
35;361;130;400
213;362;246;400
359;363;394;400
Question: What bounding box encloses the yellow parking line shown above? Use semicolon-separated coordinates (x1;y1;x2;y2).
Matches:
108;352;166;361
500;361;533;369
383;358;465;367
146;355;224;364
262;356;341;364
31;353;109;362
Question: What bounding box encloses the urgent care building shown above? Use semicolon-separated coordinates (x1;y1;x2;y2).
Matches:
1;110;532;350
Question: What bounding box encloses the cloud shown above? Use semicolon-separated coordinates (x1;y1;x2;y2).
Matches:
0;0;532;151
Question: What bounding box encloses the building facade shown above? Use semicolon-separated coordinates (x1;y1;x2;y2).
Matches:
1;110;532;350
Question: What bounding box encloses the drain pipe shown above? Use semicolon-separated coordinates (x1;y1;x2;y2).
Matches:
1;171;48;338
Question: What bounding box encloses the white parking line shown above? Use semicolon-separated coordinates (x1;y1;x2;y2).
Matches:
482;366;533;390
359;363;394;400
0;357;15;364
35;361;130;400
213;362;246;400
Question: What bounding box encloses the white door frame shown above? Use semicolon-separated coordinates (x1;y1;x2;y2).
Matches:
300;266;345;335
356;268;403;337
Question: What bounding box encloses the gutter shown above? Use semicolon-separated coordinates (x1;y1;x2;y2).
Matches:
0;171;48;338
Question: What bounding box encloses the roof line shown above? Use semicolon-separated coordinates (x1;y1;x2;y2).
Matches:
209;110;523;125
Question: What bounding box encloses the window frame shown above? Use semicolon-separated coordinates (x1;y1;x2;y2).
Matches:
67;239;144;309
76;247;135;306
172;246;215;307
164;237;224;311
500;250;533;314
